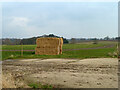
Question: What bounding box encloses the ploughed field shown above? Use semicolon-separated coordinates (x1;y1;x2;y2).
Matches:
1;41;118;60
2;58;118;88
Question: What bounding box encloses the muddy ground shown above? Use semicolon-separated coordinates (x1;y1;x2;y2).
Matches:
2;58;118;88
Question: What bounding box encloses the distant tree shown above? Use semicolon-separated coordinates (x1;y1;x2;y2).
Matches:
71;38;76;44
14;39;21;45
21;37;36;45
104;36;110;40
115;37;120;40
48;34;55;37
20;34;69;45
92;38;98;44
5;39;12;45
63;38;69;44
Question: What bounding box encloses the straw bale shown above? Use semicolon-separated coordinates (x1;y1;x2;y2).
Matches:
35;47;59;55
59;38;63;54
60;38;63;45
35;37;63;55
36;37;60;48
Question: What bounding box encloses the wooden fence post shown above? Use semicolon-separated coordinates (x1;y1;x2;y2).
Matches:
21;43;23;56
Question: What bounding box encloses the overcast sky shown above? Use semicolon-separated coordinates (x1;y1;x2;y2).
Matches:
2;2;118;39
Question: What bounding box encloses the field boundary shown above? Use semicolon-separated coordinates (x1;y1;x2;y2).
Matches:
1;45;115;52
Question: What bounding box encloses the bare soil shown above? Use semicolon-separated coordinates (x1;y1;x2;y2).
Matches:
2;58;118;88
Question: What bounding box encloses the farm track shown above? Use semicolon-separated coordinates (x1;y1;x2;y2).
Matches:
2;58;118;88
1;44;115;52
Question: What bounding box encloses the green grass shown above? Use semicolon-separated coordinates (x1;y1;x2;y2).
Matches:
1;41;118;60
28;83;53;89
2;41;116;50
63;41;116;49
2;45;37;50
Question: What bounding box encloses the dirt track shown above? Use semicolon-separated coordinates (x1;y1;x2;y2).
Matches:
2;58;118;88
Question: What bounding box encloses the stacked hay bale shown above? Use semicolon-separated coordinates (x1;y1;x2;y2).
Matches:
35;37;63;55
59;38;63;54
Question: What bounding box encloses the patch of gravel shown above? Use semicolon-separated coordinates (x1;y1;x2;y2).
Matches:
2;58;118;88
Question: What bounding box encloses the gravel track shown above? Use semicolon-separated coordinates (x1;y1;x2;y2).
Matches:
2;58;118;88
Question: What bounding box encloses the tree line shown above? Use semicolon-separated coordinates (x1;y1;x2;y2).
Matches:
2;34;69;45
2;35;119;45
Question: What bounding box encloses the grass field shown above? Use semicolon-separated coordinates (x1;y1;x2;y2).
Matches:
1;41;118;60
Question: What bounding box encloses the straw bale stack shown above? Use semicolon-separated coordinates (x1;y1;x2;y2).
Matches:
59;38;63;54
35;37;63;55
